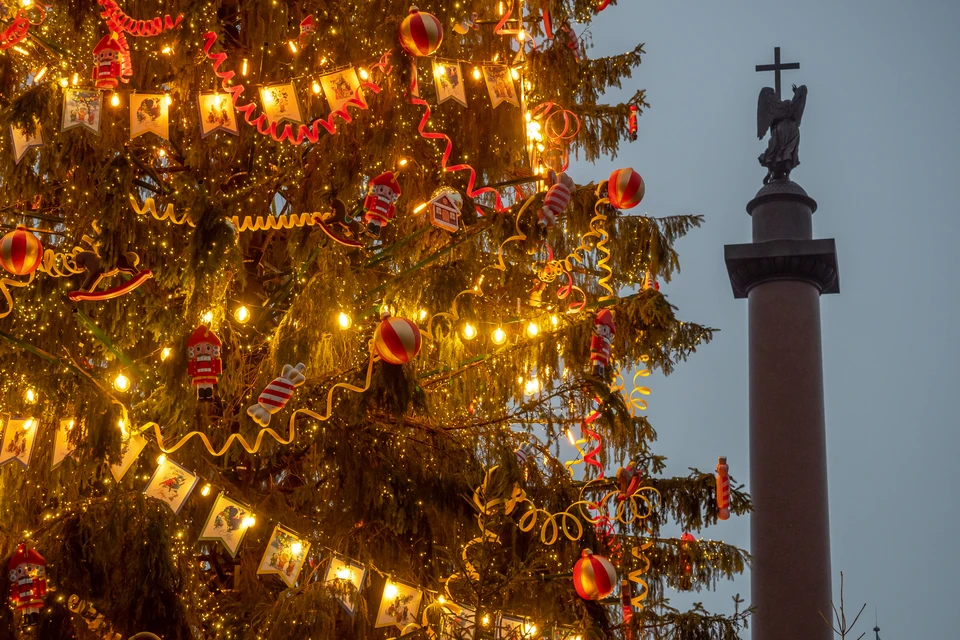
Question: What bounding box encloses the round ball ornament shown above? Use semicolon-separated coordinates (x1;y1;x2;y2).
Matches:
374;315;422;365
573;549;617;600
399;6;443;57
0;225;43;275
607;168;645;210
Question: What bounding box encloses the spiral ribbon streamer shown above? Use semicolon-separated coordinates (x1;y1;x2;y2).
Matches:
98;0;182;37
128;195;334;233
203;32;391;145
136;347;378;456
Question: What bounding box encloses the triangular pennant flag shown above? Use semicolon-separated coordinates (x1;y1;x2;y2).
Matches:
432;60;467;107
10;123;42;165
52;418;78;470
259;83;304;125
257;525;310;588
375;579;423;629
110;433;147;481
482;65;519;109
197;92;239;137
0;417;38;468
198;493;253;557
324;555;367;615
144;457;199;514
130;94;170;140
61;89;103;134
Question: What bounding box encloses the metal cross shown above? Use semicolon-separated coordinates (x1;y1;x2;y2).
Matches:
755;47;800;100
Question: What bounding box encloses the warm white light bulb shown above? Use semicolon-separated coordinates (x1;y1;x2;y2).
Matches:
358;67;369;81
462;323;477;340
384;583;398;600
290;541;303;555
473;67;481;80
110;93;120;107
156;454;167;466
241;516;256;528
202;310;214;324
337;312;352;329
200;484;211;497
492;327;507;345
523;377;540;395
526;322;539;337
113;373;130;392
234;306;250;323
24;388;36;404
336;566;352;581
164;94;172;106
550;314;559;327
311;81;321;94
160;347;172;361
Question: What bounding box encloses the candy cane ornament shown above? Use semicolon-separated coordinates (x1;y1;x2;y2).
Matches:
716;456;731;520
247;363;307;426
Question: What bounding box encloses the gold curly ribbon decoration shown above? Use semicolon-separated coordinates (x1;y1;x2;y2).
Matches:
128;196;331;233
135;348;378;456
0;271;34;319
628;516;656;613
610;357;652;415
592;183;615;301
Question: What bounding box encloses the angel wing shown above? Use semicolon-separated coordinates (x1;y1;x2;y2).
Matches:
757;87;783;139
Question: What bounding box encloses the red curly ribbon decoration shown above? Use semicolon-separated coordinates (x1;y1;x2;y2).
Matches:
409;81;509;213
0;11;31;50
97;0;182;37
202;32;391;145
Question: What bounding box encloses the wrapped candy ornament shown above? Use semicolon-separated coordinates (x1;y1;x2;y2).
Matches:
589;309;615;377
572;549;617;600
716;456;731;520
92;31;126;90
538;171;574;229
363;171;402;237
187;325;222;401
8;543;46;628
628;105;639;141
247;363;307;426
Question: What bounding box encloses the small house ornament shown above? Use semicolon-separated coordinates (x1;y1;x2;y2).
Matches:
426;188;462;232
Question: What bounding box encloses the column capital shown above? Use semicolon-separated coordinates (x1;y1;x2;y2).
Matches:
724;238;840;299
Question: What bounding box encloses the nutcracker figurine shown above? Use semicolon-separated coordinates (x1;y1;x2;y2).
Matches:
362;171;401;237
92;31;125;90
590;308;615;377
186;325;222;401
8;543;47;627
298;15;314;47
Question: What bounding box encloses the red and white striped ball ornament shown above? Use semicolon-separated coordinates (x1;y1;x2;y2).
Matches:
607;168;645;210
0;225;43;276
573;549;618;600
374;315;422;365
398;6;443;57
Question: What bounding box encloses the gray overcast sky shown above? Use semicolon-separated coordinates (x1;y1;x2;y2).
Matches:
569;0;960;637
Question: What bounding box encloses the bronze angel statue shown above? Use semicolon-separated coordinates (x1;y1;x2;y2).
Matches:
757;84;808;184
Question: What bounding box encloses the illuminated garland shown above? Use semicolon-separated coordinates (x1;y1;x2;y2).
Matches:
203;32;391;145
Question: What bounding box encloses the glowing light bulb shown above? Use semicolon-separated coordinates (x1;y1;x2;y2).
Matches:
67;420;75;430
526;321;539;337
202;310;214;324
311;81;321;94
336;566;352;580
337;312;352;329
24;388;37;404
566;428;576;446
156;454;167;466
22;419;34;431
398;158;408;166
462;323;477;340
162;45;172;54
33;66;46;82
438;595;446;604
482;614;491;626
524;623;537;635
290;541;303;555
413;202;428;214
473;67;482;80
523;377;540;395
418;308;427;321
550;313;559;327
288;40;298;53
358;67;369;80
71;73;79;86
164;94;172;106
241;58;249;76
234;305;250;323
118;419;127;437
383;583;398;599
517;30;526;42
113;373;130;392
110;93;120;107
492;327;507;345
241;515;256;528
160;347;172;361
511;67;519;80
200;484;211;497
212;93;222;107
20;0;32;7
58;77;68;88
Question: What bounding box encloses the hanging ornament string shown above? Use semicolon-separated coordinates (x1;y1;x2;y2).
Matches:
409;83;509;214
97;0;182;37
137;347;379;456
128;195;333;233
202;32;391;145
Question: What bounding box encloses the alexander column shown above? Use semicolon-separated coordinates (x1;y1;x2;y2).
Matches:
725;48;840;640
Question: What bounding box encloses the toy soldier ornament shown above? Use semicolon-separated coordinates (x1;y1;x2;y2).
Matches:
8;543;47;628
186;325;222;401
590;309;615;377
363;171;401;237
92;31;126;90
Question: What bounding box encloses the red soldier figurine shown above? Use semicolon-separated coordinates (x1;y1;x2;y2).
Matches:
186;325;222;401
8;543;47;628
299;15;314;47
92;31;125;90
363;171;401;237
590;308;615;377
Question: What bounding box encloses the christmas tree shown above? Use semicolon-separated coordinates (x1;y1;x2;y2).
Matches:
0;1;750;638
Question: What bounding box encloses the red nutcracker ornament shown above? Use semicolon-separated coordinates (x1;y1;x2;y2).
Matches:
186;325;222;401
628;105;639;141
8;543;46;628
299;15;314;47
538;171;574;229
363;171;402;237
679;532;696;591
716;456;731;520
590;308;615;377
92;31;126;90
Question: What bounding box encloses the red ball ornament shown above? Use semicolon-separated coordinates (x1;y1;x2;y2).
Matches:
0;225;42;276
572;549;617;600
374;315;422;365
607;168;645;210
398;6;443;57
